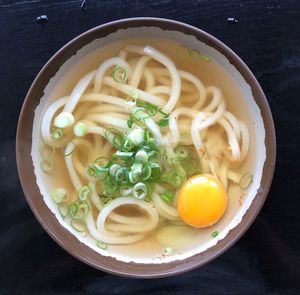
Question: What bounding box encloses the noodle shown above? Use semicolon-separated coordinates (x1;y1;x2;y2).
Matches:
39;43;250;247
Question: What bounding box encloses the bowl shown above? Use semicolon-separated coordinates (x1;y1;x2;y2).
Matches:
16;17;276;278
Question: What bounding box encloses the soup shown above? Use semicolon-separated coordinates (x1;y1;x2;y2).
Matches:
32;38;255;263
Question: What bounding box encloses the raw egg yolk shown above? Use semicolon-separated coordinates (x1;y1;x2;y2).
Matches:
177;174;227;228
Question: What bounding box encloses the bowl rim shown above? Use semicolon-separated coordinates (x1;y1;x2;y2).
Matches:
16;17;276;278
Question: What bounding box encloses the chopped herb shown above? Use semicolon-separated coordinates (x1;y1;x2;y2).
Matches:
157;118;169;127
211;231;219;238
163;246;175;256
97;241;108;250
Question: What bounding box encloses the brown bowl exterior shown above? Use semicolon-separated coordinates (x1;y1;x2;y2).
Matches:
16;17;276;278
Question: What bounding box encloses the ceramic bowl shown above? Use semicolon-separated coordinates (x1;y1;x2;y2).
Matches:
16;17;276;278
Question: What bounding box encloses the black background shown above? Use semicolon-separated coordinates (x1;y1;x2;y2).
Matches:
0;0;299;294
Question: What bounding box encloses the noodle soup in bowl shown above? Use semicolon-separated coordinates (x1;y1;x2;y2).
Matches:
16;18;276;277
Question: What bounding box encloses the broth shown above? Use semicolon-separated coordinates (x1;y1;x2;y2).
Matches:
32;38;256;263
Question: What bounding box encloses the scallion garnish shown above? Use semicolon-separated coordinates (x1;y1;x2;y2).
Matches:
51;188;67;204
211;231;219;238
200;54;211;62
96;241;108;250
78;185;92;201
127;128;145;146
157;118;169;127
51;128;63;141
71;219;86;232
68;200;89;220
132;182;148;200
85;103;200;203
58;202;68;218
161;189;175;204
163;246;175;256
112;65;127;83
135;150;148;163
174;145;189;159
39;142;55;172
40;158;53;172
54;112;74;128
73;122;88;137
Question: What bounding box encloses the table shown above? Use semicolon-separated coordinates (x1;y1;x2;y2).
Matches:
0;0;299;294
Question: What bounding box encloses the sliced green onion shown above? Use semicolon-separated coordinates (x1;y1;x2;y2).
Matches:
133;107;148;121
51;188;67;204
71;219;86;232
115;151;134;158
171;171;186;188
64;141;76;157
135;150;148;163
163;246;175;256
161;189;175;204
104;128;123;149
109;164;122;177
131;162;143;177
96;241;108;250
148;106;158;116
68;200;89;220
176;45;190;58
149;161;162;180
148;150;160;160
54;112;74;128
136;101;156;109
158;109;169;118
58;202;68;218
128;171;137;184
211;231;219;238
127;117;133;128
78;185;92;201
87;164;108;181
87;164;96;177
142;164;152;180
132;182;148;199
40;158;53;172
174;145;189;159
200;54;211;62
239;172;253;189
128;87;140;99
162;169;186;188
145;130;155;144
115;167;129;183
123;137;134;151
94;157;110;169
112;65;127;83
127;128;145;146
51;128;63;141
136;101;158;116
104;176;120;196
144;182;155;202
190;48;200;59
157;118;169;127
167;155;182;165
74;122;88;137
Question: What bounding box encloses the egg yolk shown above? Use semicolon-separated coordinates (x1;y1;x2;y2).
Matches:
177;174;227;228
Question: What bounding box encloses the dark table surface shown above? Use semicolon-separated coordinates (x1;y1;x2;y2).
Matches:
0;0;299;294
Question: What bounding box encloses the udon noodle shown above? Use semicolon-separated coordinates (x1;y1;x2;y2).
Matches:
39;44;250;248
